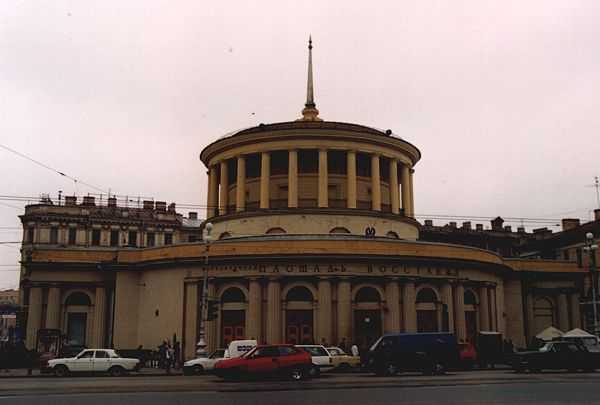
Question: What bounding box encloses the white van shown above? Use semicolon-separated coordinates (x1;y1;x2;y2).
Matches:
225;339;257;358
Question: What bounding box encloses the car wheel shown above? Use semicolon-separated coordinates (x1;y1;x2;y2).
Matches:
289;368;304;381
54;365;69;377
385;363;398;376
109;366;126;377
433;362;445;375
193;365;204;375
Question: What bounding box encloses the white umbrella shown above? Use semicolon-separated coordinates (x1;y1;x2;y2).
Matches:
563;328;595;338
535;326;564;341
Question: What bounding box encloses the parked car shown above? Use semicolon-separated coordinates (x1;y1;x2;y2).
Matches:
365;332;460;376
183;349;226;375
477;331;503;368
214;344;312;381
296;344;334;376
46;349;141;377
326;346;361;371
511;341;600;373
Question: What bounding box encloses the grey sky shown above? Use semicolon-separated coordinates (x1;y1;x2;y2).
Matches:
1;0;600;289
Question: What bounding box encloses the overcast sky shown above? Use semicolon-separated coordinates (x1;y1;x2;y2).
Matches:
1;0;600;289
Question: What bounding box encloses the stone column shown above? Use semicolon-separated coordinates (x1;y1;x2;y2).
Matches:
384;279;401;332
219;161;229;215
207;165;219;218
346;151;357;209
266;279;282;344
288;150;298;208
184;282;198;360
525;293;536;343
337;278;352;345
371;154;381;211
236;156;246;212
558;293;570;332
26;287;42;350
247;278;262;342
389;159;400;214
318;149;328;208
408;168;415;216
206;282;218;353
260;152;270;209
45;287;61;330
93;287;106;348
570;293;581;329
490;287;498;331
402;281;417;332
317;279;332;345
401;164;410;216
479;286;490;331
454;283;466;342
441;283;454;333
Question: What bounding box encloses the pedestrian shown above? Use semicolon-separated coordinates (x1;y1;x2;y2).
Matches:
165;342;174;375
351;343;359;357
338;338;348;353
158;341;167;370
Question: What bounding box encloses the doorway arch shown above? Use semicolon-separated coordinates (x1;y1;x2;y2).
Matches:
416;287;441;333
353;285;383;350
283;284;315;345
218;285;248;347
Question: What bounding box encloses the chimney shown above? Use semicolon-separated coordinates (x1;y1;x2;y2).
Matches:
65;196;77;206
476;223;484;231
595;209;600;221
517;226;525;233
424;220;433;227
168;203;176;213
189;212;198;220
462;221;471;230
504;225;512;232
491;216;504;231
449;222;457;229
82;196;95;206
143;200;154;210
108;197;117;208
155;201;166;212
533;227;552;239
561;218;580;231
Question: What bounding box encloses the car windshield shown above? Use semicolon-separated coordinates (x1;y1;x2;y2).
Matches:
539;344;551;352
370;337;382;351
211;350;225;359
303;346;328;356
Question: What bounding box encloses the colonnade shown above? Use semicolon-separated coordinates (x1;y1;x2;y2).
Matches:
205;150;415;219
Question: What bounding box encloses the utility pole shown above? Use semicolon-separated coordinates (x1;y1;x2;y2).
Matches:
584;232;598;335
196;222;213;356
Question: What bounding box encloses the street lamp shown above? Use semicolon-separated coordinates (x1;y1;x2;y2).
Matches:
196;222;213;356
584;232;598;335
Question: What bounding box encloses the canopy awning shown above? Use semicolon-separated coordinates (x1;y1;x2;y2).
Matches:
535;326;564;341
563;328;596;338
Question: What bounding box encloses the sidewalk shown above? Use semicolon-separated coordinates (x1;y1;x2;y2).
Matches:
0;367;183;378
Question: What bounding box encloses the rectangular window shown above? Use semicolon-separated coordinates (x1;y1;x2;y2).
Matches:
164;233;173;245
91;230;101;246
50;227;58;244
128;231;138;247
110;230;119;247
68;228;77;245
26;227;34;243
147;232;155;247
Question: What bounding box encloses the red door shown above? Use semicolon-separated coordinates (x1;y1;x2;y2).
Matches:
222;310;246;347
286;310;313;344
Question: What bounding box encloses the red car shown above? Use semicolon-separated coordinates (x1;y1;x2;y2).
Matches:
214;344;312;381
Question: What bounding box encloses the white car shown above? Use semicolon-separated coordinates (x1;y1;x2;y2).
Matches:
183;349;226;375
47;349;140;377
296;345;334;376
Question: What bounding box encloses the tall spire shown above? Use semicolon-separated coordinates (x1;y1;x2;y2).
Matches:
300;35;322;121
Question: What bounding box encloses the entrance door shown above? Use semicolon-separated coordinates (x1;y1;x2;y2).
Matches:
221;310;245;347
67;313;87;346
354;310;382;350
417;310;438;333
286;310;313;344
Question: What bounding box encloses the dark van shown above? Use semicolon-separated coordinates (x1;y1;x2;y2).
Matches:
365;332;459;376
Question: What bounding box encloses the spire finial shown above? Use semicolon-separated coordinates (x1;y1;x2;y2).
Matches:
300;35;322;121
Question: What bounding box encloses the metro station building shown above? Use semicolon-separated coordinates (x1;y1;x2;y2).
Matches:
19;42;594;360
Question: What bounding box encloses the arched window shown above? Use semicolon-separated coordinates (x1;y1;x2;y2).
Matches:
266;227;286;234
286;286;313;302
355;287;381;303
218;232;232;240
386;231;399;239
330;227;351;234
416;288;437;304
464;290;477;306
65;292;91;306
221;287;245;303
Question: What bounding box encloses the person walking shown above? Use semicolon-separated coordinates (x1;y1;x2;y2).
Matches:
351;343;359;357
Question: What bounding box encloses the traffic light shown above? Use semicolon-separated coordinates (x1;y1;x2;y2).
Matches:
206;300;219;321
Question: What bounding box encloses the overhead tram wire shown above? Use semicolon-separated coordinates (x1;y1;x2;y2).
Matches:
0;143;108;194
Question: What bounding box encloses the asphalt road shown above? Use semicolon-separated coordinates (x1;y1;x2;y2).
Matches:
2;382;600;405
1;370;600;404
